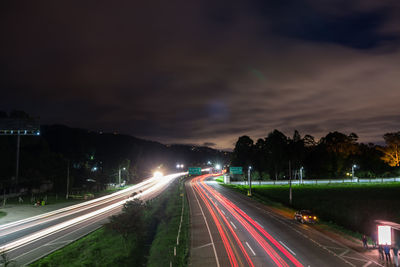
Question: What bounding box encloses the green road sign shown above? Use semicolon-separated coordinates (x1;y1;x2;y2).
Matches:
188;167;202;175
230;167;243;175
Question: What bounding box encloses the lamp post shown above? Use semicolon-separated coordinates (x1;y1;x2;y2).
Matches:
118;167;126;187
248;166;252;196
352;164;357;182
300;166;304;184
289;161;292;205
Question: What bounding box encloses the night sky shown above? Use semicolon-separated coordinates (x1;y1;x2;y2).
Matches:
1;1;400;150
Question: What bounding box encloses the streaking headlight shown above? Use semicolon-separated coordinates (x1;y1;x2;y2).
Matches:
153;171;163;178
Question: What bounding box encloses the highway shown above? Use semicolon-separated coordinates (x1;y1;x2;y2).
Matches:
0;172;184;266
187;174;383;267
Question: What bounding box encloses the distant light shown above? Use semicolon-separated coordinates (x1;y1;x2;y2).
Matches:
92;167;98;172
36;131;40;136
215;164;221;170
249;166;252;170
207;161;211;165
176;164;180;169
378;225;391;245
122;167;126;171
353;164;357;168
153;171;163;178
180;164;184;168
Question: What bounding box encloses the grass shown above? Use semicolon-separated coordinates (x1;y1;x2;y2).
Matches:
215;176;224;183
223;182;400;236
30;178;189;267
147;178;190;267
0;211;6;219
30;228;127;267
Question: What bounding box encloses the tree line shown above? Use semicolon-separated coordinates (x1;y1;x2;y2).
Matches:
231;130;400;180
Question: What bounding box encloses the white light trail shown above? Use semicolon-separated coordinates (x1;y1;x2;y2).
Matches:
0;173;183;253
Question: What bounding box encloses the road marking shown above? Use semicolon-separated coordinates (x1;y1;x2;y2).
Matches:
279;241;296;255
221;210;226;215
245;241;256;256
340;249;349;256
191;183;221;267
255;220;264;228
230;221;237;229
362;261;372;267
193;242;213;250
44;240;73;246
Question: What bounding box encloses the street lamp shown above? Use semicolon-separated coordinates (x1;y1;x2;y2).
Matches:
248;166;252;196
215;164;221;170
118;167;126;187
300;167;304;184
352;164;358;182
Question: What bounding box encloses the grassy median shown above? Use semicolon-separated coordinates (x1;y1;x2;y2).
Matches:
30;177;190;267
223;182;400;235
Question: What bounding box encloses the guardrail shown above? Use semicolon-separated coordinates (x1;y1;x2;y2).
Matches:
229;177;400;185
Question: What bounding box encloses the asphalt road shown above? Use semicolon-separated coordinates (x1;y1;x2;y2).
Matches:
0;172;184;266
187;174;383;267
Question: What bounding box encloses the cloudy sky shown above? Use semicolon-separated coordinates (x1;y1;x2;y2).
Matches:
1;1;400;149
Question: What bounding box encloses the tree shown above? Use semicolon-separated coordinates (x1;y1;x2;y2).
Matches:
231;136;254;167
379;132;400;167
264;130;288;180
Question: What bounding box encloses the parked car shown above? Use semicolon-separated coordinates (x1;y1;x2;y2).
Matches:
294;210;317;224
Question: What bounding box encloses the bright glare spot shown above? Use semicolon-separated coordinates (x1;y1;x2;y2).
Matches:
215;164;221;170
180;164;184;168
176;164;180;168
153;171;163;178
378;225;391;245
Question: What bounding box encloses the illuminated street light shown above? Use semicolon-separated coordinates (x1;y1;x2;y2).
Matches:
215;164;221;170
352;164;358;182
300;166;304;184
118;167;126;187
248;166;252;196
153;171;163;178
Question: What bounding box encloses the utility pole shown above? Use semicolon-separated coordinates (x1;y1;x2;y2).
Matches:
15;134;21;185
289;161;292;205
66;160;70;200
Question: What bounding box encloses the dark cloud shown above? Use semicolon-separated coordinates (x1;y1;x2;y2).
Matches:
203;142;217;147
1;0;400;149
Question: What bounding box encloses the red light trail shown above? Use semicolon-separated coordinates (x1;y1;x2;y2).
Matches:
190;174;304;267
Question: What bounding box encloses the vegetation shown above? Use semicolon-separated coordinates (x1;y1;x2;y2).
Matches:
30;178;189;267
224;182;400;235
231;130;400;180
0;211;6;218
0;110;227;202
378;132;400;167
215;177;223;183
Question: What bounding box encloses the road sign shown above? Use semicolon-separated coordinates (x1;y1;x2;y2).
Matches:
230;167;243;175
188;167;202;175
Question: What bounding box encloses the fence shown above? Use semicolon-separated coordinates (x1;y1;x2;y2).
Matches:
229;177;400;186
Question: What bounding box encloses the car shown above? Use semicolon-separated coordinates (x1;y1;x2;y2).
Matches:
294;210;317;224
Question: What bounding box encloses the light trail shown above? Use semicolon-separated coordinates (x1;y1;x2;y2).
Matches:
0;173;183;253
193;174;304;267
192;176;239;267
192;175;254;267
202;180;303;267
